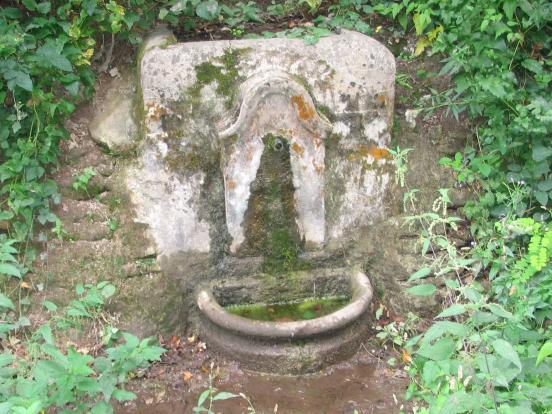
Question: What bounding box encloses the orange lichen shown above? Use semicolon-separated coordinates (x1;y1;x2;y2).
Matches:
291;142;305;156
376;94;387;106
348;143;390;161
313;161;323;174
365;143;390;160
291;95;315;120
227;179;237;189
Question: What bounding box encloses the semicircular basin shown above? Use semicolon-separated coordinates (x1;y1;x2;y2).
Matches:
196;269;373;374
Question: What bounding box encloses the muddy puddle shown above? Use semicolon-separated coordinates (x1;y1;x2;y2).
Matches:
117;359;407;414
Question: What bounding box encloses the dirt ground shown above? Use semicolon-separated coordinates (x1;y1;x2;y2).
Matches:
115;334;411;414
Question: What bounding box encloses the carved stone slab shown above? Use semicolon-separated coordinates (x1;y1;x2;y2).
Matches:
130;30;395;256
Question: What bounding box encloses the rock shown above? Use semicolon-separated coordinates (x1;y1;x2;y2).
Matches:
88;75;137;152
122;259;162;278
141;26;176;53
65;221;112;242
132;29;396;257
405;109;420;129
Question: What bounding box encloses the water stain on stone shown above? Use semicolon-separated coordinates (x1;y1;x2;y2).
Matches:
239;134;303;269
291;94;315;120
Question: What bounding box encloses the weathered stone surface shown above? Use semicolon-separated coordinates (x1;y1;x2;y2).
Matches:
195;268;372;374
131;30;395;257
62;28;468;345
89;74;137;152
34;27;476;357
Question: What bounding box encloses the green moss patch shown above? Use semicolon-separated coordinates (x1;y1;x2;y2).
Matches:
238;134;311;273
188;47;250;108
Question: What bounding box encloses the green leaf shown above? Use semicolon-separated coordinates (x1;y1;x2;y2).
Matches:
412;10;431;35
424;321;468;343
406;284;436;296
0;352;14;367
0;323;16;335
101;284;116;299
65;81;80;96
5;70;33;92
90;401;113;414
158;8;169;19
486;303;514;320
196;0;219;21
417;337;455;361
463;287;482;303
67;301;91;318
441;391;485;414
83;0;97;15
492;338;522;371
436;304;466;318
0;7;22;18
22;0;37;11
36;46;73;72
536;341;552;366
0;292;15;311
197;389;210;408
421;360;442;384
43;300;57;312
36;324;54;344
112;389;137;402
532;145;552;162
538;180;552;192
503;0;518;20
139;345;165;362
122;332;140;347
522;59;543;74
472;311;498;324
0;211;13;222
212;391;238;401
36;2;51;14
0;263;21;278
407;267;432;282
421;238;430;255
534;190;548;206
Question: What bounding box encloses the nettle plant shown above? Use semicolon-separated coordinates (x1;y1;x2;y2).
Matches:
389;146;552;412
365;0;552;411
0;282;165;414
401;215;552;413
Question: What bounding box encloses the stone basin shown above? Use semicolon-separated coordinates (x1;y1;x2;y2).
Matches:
196;268;373;374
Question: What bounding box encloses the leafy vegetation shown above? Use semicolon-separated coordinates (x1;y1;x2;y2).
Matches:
374;0;552;412
1;0;552;412
0;282;164;414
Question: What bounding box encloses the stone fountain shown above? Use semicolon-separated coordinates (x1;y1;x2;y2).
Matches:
123;29;395;373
